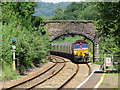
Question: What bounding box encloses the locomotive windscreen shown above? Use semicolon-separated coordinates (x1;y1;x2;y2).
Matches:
74;44;80;49
82;44;88;48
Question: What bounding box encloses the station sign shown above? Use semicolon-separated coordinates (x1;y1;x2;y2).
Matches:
106;57;111;66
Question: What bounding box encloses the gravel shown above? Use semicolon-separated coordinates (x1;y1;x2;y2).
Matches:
34;61;77;88
34;57;100;88
2;62;54;88
2;56;101;89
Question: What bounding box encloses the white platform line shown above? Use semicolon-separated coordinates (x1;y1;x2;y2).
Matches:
94;71;106;89
74;70;96;90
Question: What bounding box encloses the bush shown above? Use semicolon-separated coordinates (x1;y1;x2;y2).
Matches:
1;2;50;79
2;22;50;75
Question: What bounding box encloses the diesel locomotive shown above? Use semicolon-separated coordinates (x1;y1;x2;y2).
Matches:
50;40;89;62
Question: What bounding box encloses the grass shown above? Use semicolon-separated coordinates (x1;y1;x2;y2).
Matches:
1;60;21;80
93;62;103;65
118;86;120;89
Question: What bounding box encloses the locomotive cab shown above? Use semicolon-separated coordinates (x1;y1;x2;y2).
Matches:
50;40;89;63
73;40;89;62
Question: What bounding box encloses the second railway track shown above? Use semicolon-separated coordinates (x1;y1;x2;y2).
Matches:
4;55;66;89
58;63;92;89
58;64;79;89
3;55;92;89
34;56;92;89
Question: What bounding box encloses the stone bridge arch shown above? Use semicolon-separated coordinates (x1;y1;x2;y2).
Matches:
45;20;99;62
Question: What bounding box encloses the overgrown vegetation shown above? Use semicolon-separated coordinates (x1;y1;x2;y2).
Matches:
95;2;120;63
1;2;50;79
1;59;20;80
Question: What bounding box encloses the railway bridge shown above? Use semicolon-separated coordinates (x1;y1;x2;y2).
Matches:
45;20;99;62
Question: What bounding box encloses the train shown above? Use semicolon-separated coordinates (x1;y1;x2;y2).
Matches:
50;40;89;63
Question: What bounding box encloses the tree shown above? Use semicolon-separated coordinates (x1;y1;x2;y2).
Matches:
96;2;120;49
51;2;98;20
2;2;38;29
55;7;64;16
78;4;98;20
52;7;64;20
1;2;50;76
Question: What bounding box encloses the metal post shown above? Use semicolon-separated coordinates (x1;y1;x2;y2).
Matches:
111;55;114;70
12;50;16;70
12;45;16;70
93;43;95;63
104;54;106;70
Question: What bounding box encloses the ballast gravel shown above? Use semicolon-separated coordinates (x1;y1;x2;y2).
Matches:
34;61;77;88
2;56;101;89
2;62;54;89
35;57;100;88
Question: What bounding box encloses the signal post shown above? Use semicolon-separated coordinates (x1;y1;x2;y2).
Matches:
11;38;17;70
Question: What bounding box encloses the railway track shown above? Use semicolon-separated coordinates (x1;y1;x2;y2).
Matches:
57;64;79;89
34;56;91;89
5;56;66;89
86;63;92;76
4;55;92;89
57;63;91;89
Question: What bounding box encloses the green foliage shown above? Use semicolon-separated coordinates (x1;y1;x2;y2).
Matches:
33;2;71;17
1;2;50;78
96;2;120;47
93;62;103;65
99;36;120;61
2;23;50;70
51;2;98;20
2;2;40;30
64;2;86;20
78;4;98;20
96;2;120;56
52;7;64;20
1;59;20;80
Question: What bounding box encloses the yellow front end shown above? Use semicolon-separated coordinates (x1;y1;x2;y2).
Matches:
74;49;89;57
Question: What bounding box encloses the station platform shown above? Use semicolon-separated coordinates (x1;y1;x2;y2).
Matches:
75;71;118;89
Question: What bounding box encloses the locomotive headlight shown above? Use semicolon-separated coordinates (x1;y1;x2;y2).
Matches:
85;51;88;54
74;52;78;55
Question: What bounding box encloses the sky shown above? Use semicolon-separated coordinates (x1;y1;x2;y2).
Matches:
41;0;85;3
